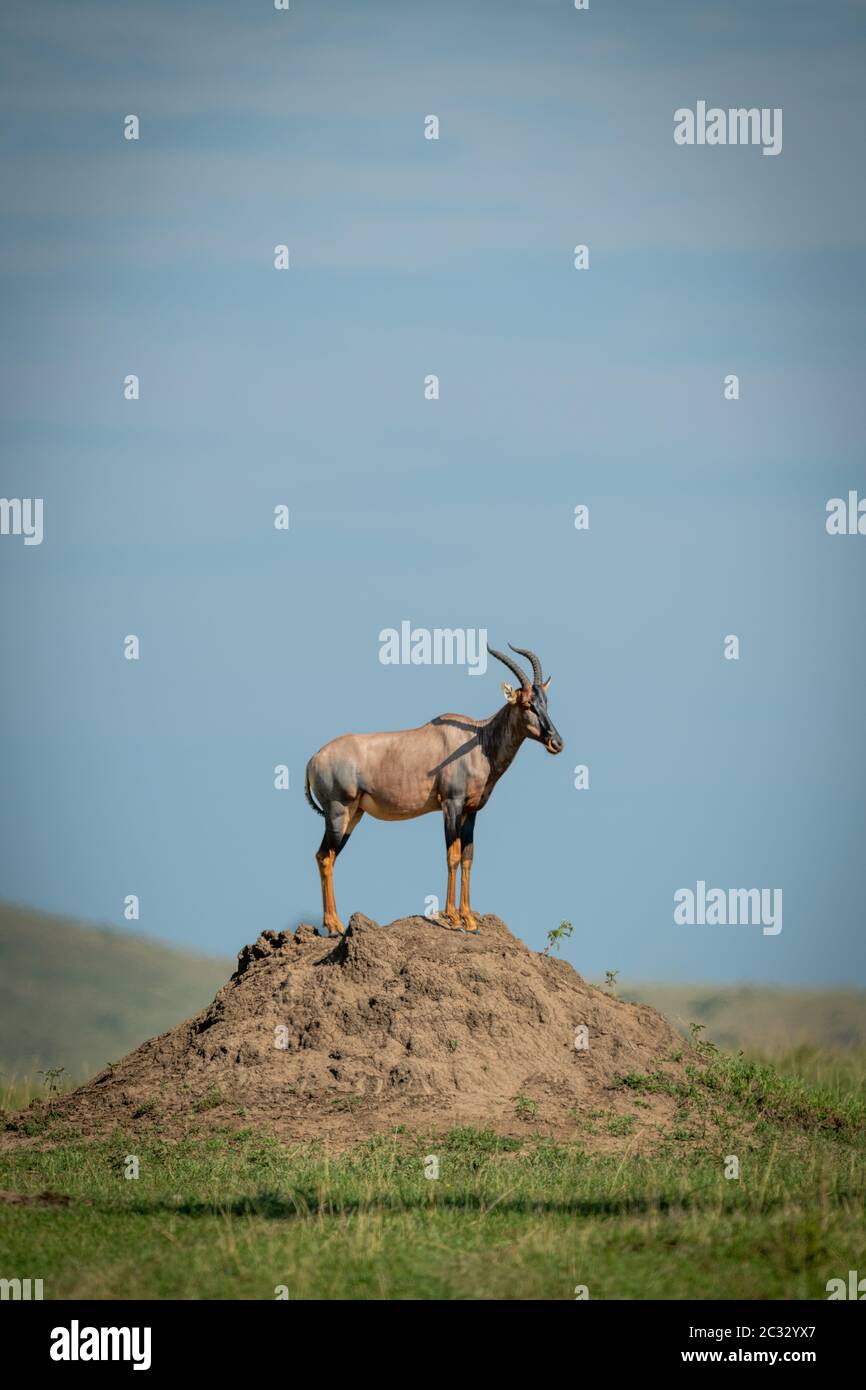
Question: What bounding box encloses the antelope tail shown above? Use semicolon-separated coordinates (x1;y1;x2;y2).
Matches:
304;769;326;817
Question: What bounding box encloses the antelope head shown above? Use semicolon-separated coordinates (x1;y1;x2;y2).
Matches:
487;643;564;754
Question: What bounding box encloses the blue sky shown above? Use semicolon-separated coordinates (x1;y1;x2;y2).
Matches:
1;0;865;984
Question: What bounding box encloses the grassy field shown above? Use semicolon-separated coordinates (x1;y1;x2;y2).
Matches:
2;1048;865;1300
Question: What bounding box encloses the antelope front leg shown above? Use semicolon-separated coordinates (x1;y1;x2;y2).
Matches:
459;811;478;932
442;803;463;929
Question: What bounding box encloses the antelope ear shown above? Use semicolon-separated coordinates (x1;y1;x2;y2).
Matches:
542;677;551;692
501;681;518;704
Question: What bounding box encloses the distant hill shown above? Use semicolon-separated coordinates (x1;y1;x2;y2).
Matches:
620;982;866;1054
0;902;232;1082
1;902;864;1086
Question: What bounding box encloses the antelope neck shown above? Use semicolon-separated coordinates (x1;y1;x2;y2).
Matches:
480;700;527;780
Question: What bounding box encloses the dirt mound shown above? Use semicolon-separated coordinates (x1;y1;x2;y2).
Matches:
7;915;699;1151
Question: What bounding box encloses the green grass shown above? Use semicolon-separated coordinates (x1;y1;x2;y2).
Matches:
755;1043;866;1102
2;1050;865;1300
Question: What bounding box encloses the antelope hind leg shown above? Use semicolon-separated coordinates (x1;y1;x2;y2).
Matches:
316;801;361;936
316;841;343;936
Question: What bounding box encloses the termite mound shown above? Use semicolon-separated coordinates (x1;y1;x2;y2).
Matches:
6;914;700;1153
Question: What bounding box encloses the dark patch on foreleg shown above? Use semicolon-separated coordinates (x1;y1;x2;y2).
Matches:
459;811;478;932
441;801;464;930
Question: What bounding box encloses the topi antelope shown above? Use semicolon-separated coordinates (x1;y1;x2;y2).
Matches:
304;644;563;936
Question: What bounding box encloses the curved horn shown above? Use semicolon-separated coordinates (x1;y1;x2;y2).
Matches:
508;644;543;687
487;644;530;689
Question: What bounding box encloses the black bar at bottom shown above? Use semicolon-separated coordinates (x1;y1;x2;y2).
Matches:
3;1298;859;1373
